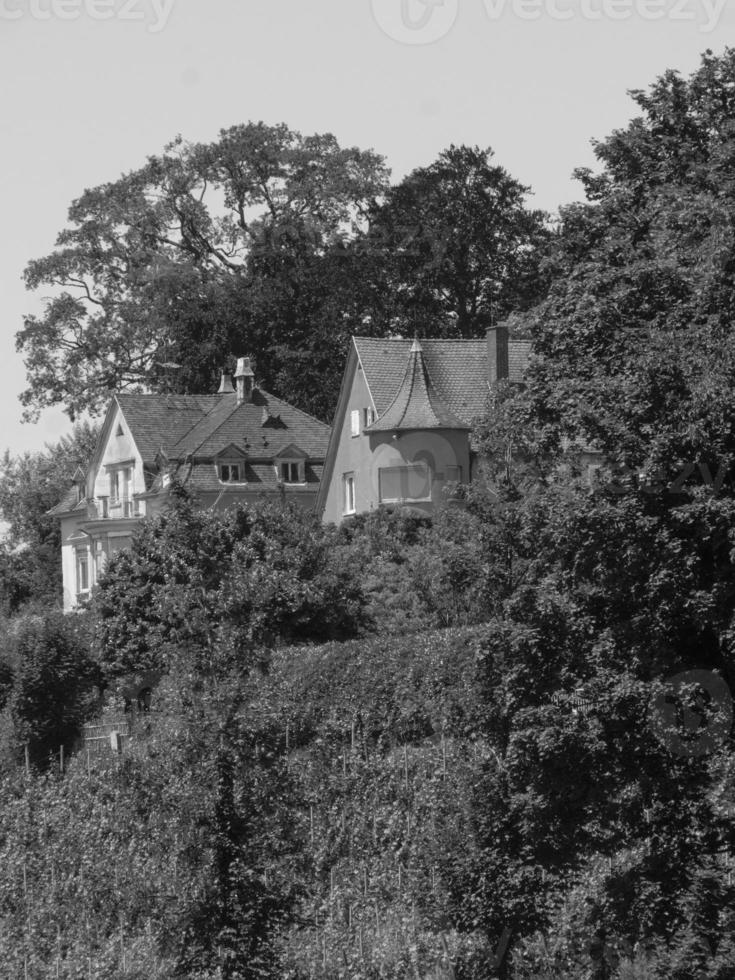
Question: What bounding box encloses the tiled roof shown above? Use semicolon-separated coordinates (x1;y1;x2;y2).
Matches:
354;336;528;426
170;389;330;460
47;489;86;517
366;339;471;433
171;460;324;493
115;394;221;463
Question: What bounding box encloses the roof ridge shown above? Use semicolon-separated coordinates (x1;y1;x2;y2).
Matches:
171;395;240;455
261;389;331;429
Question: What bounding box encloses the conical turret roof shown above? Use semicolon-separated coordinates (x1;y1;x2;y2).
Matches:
366;338;471;433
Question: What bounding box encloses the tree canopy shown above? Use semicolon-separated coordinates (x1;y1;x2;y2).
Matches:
528;48;735;488
19;122;389;421
19;130;549;423
0;423;98;611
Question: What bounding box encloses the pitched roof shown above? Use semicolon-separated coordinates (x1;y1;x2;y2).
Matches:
115;394;221;463
316;332;532;517
170;389;330;460
50;386;330;517
112;389;329;466
163;460;324;494
47;489;86;517
366;338;471;433
354;335;528;426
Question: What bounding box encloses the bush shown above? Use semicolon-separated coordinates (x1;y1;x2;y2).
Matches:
6;611;101;767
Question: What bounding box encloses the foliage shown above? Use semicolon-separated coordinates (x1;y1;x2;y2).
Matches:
93;490;368;680
18;122;389;422
528;48;735;483
3;611;101;768
9;51;735;980
362;145;550;338
0;422;98;610
19;134;550;423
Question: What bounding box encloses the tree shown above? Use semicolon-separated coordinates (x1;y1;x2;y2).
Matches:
527;48;735;487
6;611;100;767
93;490;367;681
359;145;550;338
19;122;389;421
0;422;99;609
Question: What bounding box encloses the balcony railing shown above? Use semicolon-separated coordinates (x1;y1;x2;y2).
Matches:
110;497;134;518
86;497;137;520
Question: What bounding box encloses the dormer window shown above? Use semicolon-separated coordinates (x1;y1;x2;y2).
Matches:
214;445;248;485
219;463;242;483
273;444;308;486
279;461;304;484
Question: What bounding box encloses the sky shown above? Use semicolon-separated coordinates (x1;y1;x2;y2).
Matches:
0;0;733;456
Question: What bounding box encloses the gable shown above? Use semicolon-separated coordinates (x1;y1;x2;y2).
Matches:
274;443;308;460
214;443;249;460
315;342;361;516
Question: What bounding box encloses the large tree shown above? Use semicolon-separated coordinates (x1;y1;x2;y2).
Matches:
360;144;550;338
528;48;735;487
20;134;552;424
19;123;389;422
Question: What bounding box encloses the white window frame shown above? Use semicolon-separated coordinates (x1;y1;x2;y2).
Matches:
350;410;360;437
279;460;305;485
378;463;433;504
75;548;90;599
219;462;244;484
107;463;134;517
343;472;356;515
363;407;375;428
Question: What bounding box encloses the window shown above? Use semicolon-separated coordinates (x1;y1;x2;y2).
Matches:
280;461;304;484
379;463;432;504
350;410;360;437
363;407;375;428
76;549;89;597
343;473;356;515
109;466;133;516
92;540;106;582
115;424;124;437
219;463;241;483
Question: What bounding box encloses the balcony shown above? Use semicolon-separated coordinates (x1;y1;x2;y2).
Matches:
86;497;138;520
110;497;134;518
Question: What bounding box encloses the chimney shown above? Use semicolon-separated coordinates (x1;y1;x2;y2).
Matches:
217;368;234;394
487;325;509;384
234;356;255;404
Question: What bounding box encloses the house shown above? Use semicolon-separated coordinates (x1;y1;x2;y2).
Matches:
50;358;331;610
317;326;531;524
